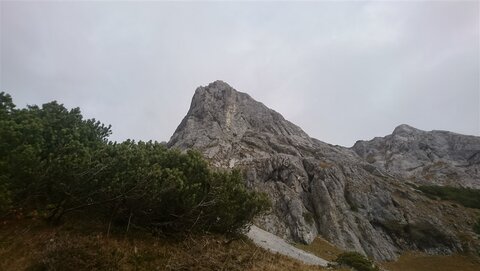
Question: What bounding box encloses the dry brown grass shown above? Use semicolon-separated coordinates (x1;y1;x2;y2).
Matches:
0;218;328;271
298;237;480;271
295;238;357;271
6;218;478;271
318;161;334;169
295;237;344;261
380;251;480;271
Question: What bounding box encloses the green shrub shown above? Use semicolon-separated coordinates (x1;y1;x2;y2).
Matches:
335;252;379;271
204;169;270;233
100;144;270;234
417;185;480;209
0;92;111;220
0;176;11;214
474;218;480;235
406;222;452;248
0;92;270;234
373;219;452;249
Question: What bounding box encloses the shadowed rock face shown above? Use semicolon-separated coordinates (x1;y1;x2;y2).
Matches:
353;124;480;188
168;81;479;261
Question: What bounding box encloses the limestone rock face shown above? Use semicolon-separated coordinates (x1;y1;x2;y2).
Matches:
168;81;479;261
353;124;480;188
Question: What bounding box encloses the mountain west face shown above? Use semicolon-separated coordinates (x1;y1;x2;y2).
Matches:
169;81;480;261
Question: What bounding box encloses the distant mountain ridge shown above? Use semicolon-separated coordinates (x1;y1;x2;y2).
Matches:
168;81;480;261
353;124;480;188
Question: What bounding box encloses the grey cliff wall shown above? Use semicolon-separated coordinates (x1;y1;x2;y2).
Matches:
168;81;480;261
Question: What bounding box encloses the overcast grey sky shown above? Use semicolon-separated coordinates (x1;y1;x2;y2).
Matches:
1;1;479;147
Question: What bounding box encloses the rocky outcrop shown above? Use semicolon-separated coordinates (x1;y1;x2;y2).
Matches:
168;81;479;261
353;124;480;188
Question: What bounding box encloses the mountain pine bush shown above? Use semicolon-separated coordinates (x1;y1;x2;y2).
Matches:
335;252;379;271
0;92;269;234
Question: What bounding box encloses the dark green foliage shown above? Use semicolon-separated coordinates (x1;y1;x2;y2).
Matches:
0;92;269;234
474;218;480;235
344;188;359;212
0;92;16;212
203;169;270;233
0;92;111;219
406;222;452;248
302;212;314;225
417;185;480;209
98;143;270;233
372;219;452;249
0;176;11;214
335;252;379;271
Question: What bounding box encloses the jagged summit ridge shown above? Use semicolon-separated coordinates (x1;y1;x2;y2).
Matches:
168;81;480;261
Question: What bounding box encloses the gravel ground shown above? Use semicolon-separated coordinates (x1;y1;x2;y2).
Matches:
246;225;330;266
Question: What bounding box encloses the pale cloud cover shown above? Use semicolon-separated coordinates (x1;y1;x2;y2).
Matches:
1;1;479;146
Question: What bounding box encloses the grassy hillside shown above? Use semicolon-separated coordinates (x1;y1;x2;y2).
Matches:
381;252;480;271
297;238;480;271
0;218;330;271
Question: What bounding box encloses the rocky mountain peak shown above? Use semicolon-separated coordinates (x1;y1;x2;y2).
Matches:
191;80;251;109
392;124;422;136
187;80;255;123
168;81;480;261
169;81;311;157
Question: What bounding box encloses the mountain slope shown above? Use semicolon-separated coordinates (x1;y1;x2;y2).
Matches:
353;124;480;188
0;218;330;271
168;81;480;261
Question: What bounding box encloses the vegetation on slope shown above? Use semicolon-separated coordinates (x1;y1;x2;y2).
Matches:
417;185;480;237
295;237;344;261
0;218;328;271
474;218;480;235
0;92;269;235
297;238;480;271
417;185;480;209
334;252;379;271
380;251;480;271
